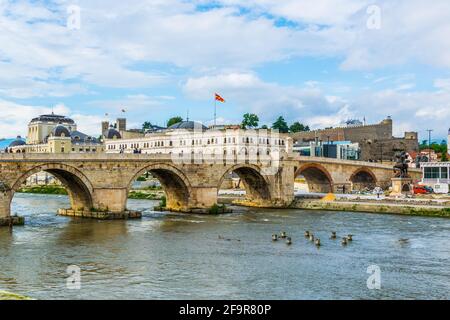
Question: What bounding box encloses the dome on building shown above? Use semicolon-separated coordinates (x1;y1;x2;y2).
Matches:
167;121;208;130
52;125;71;137
8;136;26;147
104;127;122;139
30;113;75;125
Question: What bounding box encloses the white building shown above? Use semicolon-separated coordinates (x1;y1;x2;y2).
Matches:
448;128;450;156
105;121;291;157
421;162;450;186
293;140;360;160
7;113;103;154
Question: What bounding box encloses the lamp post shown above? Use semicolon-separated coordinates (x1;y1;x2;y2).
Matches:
427;129;433;161
379;142;383;164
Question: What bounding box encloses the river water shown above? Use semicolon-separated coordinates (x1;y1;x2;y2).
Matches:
0;193;449;300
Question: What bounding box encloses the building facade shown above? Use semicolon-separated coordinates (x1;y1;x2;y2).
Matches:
290;117;419;162
105;121;291;157
421;162;450;191
293;141;360;160
7;113;104;154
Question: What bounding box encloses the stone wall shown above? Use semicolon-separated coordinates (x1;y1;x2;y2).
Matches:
290;118;419;162
290;118;393;143
0;153;419;219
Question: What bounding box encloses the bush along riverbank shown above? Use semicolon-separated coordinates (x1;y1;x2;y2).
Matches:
128;190;165;200
18;185;165;200
18;185;68;195
0;290;33;300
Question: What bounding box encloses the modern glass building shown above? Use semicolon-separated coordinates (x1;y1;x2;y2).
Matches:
421;162;450;184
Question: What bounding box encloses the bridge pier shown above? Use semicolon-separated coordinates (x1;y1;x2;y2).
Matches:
0;190;12;219
92;188;128;213
189;187;218;211
0;190;24;226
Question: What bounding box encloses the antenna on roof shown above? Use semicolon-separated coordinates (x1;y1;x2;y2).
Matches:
186;109;190;122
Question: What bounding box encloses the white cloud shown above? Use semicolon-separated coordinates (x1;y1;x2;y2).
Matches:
0;99;101;137
0;100;69;137
184;72;450;138
0;0;450;101
183;72;349;127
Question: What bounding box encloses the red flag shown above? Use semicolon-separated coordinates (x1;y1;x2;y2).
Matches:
215;93;225;103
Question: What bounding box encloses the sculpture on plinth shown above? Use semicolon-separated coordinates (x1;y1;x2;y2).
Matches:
393;151;410;178
391;151;413;196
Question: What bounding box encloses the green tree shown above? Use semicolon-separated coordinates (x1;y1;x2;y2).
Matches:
441;152;448;162
290;122;310;133
241;113;259;129
142;121;152;130
167;116;183;127
272;116;289;133
260;125;268;129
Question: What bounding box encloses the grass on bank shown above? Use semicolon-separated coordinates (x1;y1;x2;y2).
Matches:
18;185;164;200
0;290;33;300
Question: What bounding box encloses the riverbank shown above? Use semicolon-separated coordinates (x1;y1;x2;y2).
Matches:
0;291;33;300
18;185;165;200
18;185;68;195
218;194;450;218
290;199;450;218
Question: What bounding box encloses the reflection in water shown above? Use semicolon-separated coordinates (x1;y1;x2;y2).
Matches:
0;193;449;300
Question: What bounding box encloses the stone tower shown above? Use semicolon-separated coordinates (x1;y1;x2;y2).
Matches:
117;118;127;132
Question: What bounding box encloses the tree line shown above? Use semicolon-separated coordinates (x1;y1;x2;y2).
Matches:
142;114;310;134
419;139;448;161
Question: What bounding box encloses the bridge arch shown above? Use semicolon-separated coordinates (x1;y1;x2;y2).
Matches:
128;163;192;211
295;163;333;193
10;163;94;211
350;168;377;191
218;164;271;202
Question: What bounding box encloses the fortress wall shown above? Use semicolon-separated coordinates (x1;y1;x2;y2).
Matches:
290;119;392;143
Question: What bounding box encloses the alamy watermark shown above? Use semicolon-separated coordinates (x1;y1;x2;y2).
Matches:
67;5;81;30
66;265;81;290
165;125;285;176
366;4;382;30
366;265;381;290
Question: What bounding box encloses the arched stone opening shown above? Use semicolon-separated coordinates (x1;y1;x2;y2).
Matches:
218;165;271;202
350;169;377;192
295;164;333;193
10;164;94;212
402;184;411;192
128;164;192;211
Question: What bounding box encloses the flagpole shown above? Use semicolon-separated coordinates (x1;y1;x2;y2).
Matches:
214;98;217;127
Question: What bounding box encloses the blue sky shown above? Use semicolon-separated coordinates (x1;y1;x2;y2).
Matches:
0;0;450;142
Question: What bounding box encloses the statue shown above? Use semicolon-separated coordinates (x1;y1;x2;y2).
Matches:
393;151;410;178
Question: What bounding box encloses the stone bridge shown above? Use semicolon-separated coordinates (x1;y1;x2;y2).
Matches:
0;153;421;220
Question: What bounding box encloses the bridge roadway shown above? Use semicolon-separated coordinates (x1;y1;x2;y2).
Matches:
0;153;421;220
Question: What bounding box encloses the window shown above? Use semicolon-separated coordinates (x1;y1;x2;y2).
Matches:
424;167;440;179
441;167;448;179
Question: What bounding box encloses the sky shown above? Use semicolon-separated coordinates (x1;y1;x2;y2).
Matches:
0;0;450;142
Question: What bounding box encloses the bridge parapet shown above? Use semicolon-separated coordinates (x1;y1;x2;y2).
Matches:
0;153;421;221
